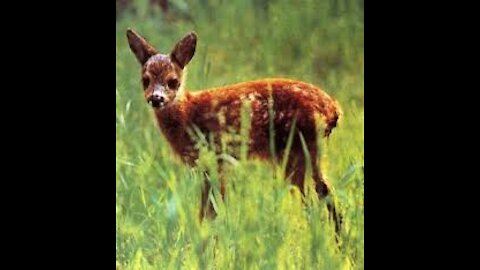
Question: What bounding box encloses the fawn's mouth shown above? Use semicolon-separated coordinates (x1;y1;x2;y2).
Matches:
148;100;166;109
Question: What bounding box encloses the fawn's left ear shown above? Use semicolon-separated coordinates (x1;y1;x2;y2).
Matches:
171;32;197;69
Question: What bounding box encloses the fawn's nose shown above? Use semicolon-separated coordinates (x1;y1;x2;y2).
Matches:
152;92;165;102
149;92;166;108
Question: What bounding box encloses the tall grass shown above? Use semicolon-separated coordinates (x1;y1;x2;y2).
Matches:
116;0;363;269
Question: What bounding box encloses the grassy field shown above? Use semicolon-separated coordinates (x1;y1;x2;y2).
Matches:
116;0;364;269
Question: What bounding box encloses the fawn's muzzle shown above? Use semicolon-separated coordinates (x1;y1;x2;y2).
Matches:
148;95;164;108
148;86;167;108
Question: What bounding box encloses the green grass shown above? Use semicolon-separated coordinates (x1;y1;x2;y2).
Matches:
116;0;363;269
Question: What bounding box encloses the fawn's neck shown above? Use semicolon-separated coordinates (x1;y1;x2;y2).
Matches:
154;102;190;161
153;81;196;164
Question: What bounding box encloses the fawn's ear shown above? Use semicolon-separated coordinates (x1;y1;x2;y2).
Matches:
126;28;158;65
171;32;197;69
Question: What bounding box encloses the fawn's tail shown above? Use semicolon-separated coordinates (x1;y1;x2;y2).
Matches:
323;99;342;137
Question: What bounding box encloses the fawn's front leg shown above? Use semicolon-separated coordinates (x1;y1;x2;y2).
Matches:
199;173;215;221
199;159;226;221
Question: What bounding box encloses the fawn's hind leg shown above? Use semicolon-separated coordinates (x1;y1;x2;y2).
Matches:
312;165;343;237
309;146;343;237
285;152;306;192
285;147;343;237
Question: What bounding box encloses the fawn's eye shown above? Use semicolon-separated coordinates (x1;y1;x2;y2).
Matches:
142;77;150;89
167;78;179;89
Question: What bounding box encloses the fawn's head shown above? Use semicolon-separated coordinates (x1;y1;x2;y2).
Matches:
127;29;197;109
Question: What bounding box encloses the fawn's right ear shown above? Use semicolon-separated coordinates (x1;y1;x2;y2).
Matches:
126;29;158;65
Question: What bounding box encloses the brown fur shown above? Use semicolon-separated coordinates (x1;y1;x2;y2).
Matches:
126;29;343;235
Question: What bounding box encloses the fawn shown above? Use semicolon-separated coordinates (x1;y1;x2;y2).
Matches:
126;29;343;235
